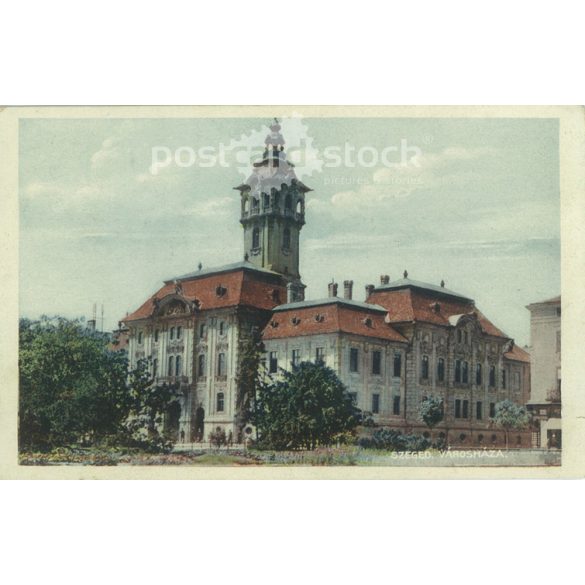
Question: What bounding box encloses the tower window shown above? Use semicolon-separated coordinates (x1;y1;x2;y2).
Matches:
285;193;292;210
283;227;291;250
263;193;270;209
252;227;260;249
252;198;259;212
372;351;381;375
437;357;445;382
175;355;182;377
217;352;226;376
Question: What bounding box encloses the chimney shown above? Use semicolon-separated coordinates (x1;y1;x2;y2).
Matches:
365;284;375;299
286;282;294;303
343;280;354;300
328;281;338;298
380;274;390;285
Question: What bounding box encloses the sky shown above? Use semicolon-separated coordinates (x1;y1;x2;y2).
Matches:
19;115;560;347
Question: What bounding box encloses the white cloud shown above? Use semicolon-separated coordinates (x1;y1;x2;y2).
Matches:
91;137;122;170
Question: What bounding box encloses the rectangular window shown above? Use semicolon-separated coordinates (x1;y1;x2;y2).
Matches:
462;400;469;419
489;365;496;388
315;347;325;365
153;358;158;377
217;352;226;376
198;354;206;377
199;323;206;338
176;326;182;339
216;392;225;412
437;358;445;382
476;363;482;385
502;369;507;389
462;361;469;384
138;331;143;345
393;352;401;377
154;329;159;343
175;355;182;377
421;355;429;379
372;350;381;375
455;360;461;383
476;401;483;420
291;349;300;368
455;399;461;418
350;348;359;373
170;327;175;340
489;402;496;418
269;351;278;374
372;393;380;414
393;395;401;415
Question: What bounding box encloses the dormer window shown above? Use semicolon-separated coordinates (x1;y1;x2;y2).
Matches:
270;320;279;328
314;313;325;323
291;316;301;326
363;317;373;327
216;285;227;297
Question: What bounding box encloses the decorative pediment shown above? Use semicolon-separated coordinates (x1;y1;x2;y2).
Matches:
154;294;194;318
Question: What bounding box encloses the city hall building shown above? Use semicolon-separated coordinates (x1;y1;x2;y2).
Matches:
121;121;531;447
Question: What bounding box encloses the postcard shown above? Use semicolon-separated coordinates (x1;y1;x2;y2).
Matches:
1;105;583;479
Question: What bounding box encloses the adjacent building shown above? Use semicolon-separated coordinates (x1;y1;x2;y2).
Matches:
526;296;561;448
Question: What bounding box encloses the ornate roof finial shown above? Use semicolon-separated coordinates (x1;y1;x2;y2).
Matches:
440;279;445;288
244;252;249;262
198;262;203;271
265;118;285;148
403;270;408;279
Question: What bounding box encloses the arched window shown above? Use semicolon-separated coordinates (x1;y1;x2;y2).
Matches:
168;355;174;376
285;193;292;210
283;227;291;249
216;392;225;412
252;227;260;249
243;198;250;214
175;355;182;376
296;200;303;214
252;197;259;212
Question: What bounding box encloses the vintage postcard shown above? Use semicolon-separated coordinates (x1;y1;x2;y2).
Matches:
0;105;583;479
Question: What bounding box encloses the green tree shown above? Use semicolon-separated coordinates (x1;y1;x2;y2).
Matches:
19;316;133;450
491;400;529;449
234;327;264;439
420;395;444;431
253;361;360;450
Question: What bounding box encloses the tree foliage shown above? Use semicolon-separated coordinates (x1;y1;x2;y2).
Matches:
420;395;444;430
253;361;360;450
18;316;180;452
491;400;529;448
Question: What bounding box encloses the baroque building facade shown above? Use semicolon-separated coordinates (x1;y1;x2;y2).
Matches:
122;121;532;447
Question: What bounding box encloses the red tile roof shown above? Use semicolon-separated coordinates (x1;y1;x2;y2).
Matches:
504;344;530;363
367;287;509;339
123;265;286;322
262;300;407;343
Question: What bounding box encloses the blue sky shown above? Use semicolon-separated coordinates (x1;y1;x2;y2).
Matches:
19;116;560;346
